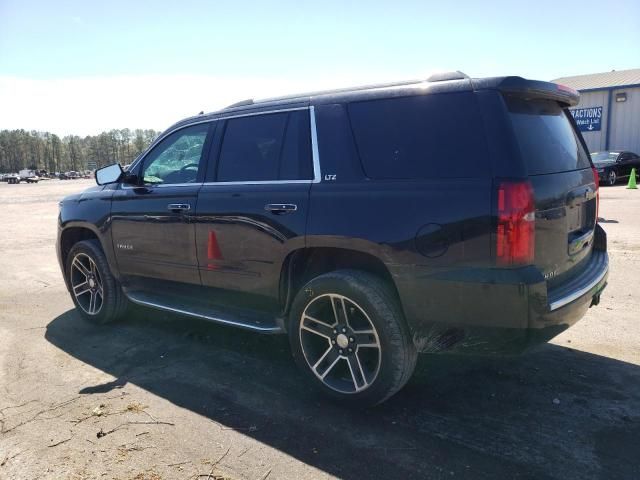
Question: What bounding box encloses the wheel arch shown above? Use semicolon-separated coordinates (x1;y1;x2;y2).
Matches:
59;224;113;283
59;226;98;265
279;247;403;318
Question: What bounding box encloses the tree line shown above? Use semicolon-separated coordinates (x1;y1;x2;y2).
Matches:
0;129;160;173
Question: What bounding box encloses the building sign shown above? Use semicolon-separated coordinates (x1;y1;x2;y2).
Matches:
570;106;603;132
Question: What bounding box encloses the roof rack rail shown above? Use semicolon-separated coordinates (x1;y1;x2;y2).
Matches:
256;79;424;104
225;98;254;109
427;71;469;82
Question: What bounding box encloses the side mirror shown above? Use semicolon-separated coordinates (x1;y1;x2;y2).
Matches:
95;163;124;185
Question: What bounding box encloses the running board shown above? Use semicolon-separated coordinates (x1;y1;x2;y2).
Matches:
124;290;284;334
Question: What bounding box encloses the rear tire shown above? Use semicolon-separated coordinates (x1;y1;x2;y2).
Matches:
66;240;129;324
288;270;417;406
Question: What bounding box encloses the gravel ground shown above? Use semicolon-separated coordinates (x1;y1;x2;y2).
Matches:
0;179;639;480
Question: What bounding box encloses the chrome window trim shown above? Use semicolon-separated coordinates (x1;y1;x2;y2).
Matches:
309;105;321;184
217;106;307;121
124;105;321;189
202;105;320;187
121;182;204;189
202;180;313;186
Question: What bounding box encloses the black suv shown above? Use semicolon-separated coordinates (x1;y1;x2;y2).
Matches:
57;72;609;405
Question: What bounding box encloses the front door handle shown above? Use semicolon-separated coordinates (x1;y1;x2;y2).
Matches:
265;203;297;215
167;203;191;213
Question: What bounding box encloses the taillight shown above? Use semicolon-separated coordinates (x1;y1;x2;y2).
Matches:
591;166;599;223
495;180;535;266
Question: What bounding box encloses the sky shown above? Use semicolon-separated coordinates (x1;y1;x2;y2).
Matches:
1;0;639;136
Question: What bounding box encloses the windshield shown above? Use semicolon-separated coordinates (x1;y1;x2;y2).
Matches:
591;152;619;163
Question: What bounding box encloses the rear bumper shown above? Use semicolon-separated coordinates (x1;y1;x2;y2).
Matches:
545;250;607;312
393;228;609;354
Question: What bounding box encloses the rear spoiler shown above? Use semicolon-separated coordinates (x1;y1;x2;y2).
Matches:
474;76;580;107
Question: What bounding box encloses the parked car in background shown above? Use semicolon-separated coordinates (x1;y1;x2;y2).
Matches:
18;169;39;183
57;74;609;405
591;151;640;186
5;173;20;184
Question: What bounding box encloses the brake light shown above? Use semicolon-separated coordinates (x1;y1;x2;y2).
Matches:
496;180;535;266
592;166;599;223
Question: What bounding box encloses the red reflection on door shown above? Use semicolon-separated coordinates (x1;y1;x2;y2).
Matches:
207;230;222;263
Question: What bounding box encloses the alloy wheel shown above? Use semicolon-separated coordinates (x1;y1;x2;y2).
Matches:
609;170;617;185
70;253;104;315
299;293;381;394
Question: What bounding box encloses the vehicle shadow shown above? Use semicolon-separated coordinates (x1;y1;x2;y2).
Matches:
45;309;640;480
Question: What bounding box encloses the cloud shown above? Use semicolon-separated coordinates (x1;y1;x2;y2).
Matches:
0;72;437;136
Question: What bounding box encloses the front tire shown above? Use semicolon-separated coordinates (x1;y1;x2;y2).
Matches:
288;270;417;406
607;170;617;186
66;240;128;324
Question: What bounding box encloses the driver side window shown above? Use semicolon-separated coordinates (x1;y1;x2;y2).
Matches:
141;123;209;185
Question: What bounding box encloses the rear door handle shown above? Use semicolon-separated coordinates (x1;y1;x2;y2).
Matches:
265;203;297;214
167;203;191;213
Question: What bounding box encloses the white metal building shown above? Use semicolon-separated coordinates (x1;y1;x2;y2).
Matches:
553;68;640;154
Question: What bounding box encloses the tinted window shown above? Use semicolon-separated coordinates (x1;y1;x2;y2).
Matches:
347;93;487;179
280;110;313;180
217;111;312;182
506;96;591;175
591;152;619;162
141;124;208;185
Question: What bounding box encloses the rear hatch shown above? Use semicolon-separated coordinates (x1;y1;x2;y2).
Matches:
504;93;597;288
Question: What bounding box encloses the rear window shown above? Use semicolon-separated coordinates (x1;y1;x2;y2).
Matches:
505;96;591;175
347;92;487;179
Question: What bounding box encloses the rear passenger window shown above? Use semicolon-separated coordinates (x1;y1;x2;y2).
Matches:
347;93;487;179
217;110;313;182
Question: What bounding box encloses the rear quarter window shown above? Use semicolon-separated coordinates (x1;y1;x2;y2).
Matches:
347;92;488;179
505;96;591;175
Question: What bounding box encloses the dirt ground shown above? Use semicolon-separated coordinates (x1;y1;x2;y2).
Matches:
0;179;639;480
